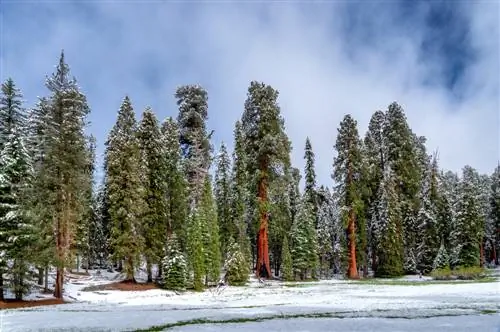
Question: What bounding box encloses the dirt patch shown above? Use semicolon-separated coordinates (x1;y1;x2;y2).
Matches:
0;298;66;310
83;280;160;292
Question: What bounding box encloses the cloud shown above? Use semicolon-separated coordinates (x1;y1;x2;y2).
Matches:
1;1;498;186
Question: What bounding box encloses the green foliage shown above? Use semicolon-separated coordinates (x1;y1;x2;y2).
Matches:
186;210;205;291
280;235;293;281
431;266;485;280
290;199;318;280
215;142;234;254
162;235;187;291
224;238;249;286
105;96;145;280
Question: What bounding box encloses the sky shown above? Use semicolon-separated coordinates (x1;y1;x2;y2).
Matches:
1;1;499;186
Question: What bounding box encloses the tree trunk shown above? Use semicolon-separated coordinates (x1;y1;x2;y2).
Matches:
54;215;64;299
479;241;484;268
44;265;49;293
37;267;44;285
146;260;153;283
76;253;80;273
347;208;359;279
492;241;498;265
125;256;135;282
157;262;163;281
0;272;4;301
255;167;272;279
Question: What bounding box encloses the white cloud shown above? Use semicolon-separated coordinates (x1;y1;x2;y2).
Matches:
1;2;498;185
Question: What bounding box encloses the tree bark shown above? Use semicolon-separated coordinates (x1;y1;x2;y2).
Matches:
44;266;49;293
479;241;484;268
492;241;498;265
125;256;136;282
146;260;153;283
347;208;359;279
54;214;64;299
255;166;272;279
37;267;44;285
0;272;4;301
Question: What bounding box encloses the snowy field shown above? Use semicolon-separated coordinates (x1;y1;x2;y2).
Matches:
1;269;500;331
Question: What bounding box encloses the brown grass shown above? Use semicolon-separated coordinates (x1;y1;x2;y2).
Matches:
0;298;66;310
83;280;160;292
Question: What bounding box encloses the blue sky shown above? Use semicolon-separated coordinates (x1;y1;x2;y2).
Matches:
1;1;499;186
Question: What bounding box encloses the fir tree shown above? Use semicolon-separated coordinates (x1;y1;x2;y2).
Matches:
332;114;364;279
199;177;221;284
316;187;334;278
416;153;440;274
432;241;450;270
161;118;188;249
304;137;317;218
176;85;211;208
0;78;32;300
451;166;482;267
280;235;293;281
488;165;500;265
36;51;91;298
241;81;291;279
105;96;145;281
229;121;251;262
215;142;234;253
373;166;404;277
223;237;250;286
138;108;168;282
383;102;421;273
290;198;318;280
186;209;204;291
162;234;187;291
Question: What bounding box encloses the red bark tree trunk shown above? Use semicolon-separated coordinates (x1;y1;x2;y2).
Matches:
255;166;272;279
347;208;359;279
479;241;484;268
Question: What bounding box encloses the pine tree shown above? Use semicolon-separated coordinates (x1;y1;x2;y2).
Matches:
373;167;404;277
290;198;318;280
186;209;204;291
229;121;251;262
488;165;500;265
138;108;168;282
161;118;188;249
223;237;250;286
451;166;482;267
162;234;187;291
478;174;491;267
176;85;211;208
304;137;317;218
105;96;145;282
241;81;291;279
199;177;221;284
36;52;91;298
364;110;386;272
0;78;32;300
316;187;333;278
280;235;293;281
215;142;234;253
383;102;421;273
332;114;364;279
416;153;440;274
432;241;450;270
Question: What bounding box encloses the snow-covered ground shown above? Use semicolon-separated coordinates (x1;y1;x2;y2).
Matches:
2;269;500;331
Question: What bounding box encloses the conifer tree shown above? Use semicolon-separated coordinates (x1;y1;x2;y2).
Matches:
161;118;188;248
280;235;293;281
488;165;500;265
432;241;450;270
290;198;318;280
162;234;187;291
105;96;145;282
229;121;251;261
223;237;250;286
416;154;440;274
186;209;204;290
373;167;404;277
304;137;317;218
316;187;334;278
36;52;91;298
215;142;233;253
0;78;32;300
332;114;364;279
176;85;211;208
241;81;291;279
138;108;168;282
383;102;421;273
199;177;221;284
450;166;482;267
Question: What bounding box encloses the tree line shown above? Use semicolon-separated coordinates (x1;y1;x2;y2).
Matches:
1;52;499;300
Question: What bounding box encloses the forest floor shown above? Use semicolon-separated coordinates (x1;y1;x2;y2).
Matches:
1;268;499;331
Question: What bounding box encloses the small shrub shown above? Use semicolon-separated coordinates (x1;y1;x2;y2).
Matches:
453;266;485;280
162;235;187;291
223;239;249;286
430;267;453;280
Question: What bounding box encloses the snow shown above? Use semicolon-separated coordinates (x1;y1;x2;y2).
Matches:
2;270;500;331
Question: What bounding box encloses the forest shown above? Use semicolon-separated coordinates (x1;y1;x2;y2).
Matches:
1;51;499;302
